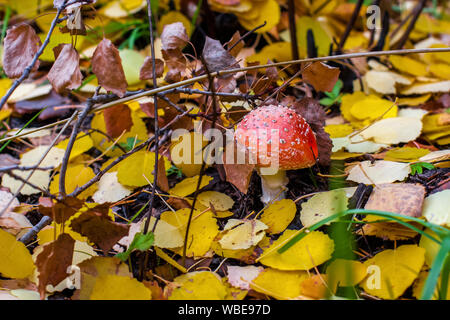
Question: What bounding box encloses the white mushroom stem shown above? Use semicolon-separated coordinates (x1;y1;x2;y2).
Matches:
258;169;289;204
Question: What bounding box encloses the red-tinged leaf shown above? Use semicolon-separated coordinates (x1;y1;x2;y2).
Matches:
36;233;75;299
302;62;340;92
203;36;237;73
2;24;41;79
69;209;130;254
161;22;189;51
140;57;164;80
47;44;82;93
38;196;83;224
92;39;128;97
103;104;133;138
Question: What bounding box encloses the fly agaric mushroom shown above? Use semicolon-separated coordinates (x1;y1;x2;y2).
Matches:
234;104;318;204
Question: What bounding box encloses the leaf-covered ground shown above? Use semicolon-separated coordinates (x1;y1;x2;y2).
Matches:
0;0;449;301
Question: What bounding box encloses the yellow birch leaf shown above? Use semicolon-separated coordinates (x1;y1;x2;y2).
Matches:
324;124;354;138
429;63;450;79
250;268;308;300
169;175;213;198
197;191;234;211
116;150;156;187
247;42;292;64
90;275;152;300
50;164;97;199
300;189;348;228
168;271;227;300
259;230;334;270
297;16;332;57
349;96;397;122
237;0;280;33
219;219;268;250
389;55;428;77
160;208;218;257
56;133;94;161
260;199;296;234
0;228;35;279
361;245;425;299
384;147;430;162
326;259;367;292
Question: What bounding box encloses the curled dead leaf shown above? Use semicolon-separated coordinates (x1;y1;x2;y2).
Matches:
47;44;83;93
3;24;41;78
92;39;128;97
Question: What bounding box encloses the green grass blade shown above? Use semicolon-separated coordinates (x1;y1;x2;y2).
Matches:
278;209;445;254
421;236;450;300
0;107;46;153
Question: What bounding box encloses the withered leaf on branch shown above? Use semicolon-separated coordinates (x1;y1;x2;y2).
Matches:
162;49;186;83
291;98;332;166
36;233;75;299
38;196;84;224
92;39;128;98
161;22;189;51
302;62;340;92
47;44;83;93
2;24;41;79
203;36;237;73
139;57;165;80
103;104;133;138
70;209;130;254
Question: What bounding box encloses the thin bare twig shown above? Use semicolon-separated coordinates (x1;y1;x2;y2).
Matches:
338;0;363;51
58;102;93;198
287;0;300;63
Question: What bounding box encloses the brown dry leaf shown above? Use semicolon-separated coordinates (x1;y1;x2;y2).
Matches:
92;39;128;97
358;221;420;240
302;62;340;92
3;24;41;78
69;208;130;254
47;44;82;93
161;22;189;51
162;49;187;83
103;104;133;138
227;31;244;57
223;139;255;194
35;233;75;299
157;155;169;192
38;196;84;224
203;36;237;73
139;57;164;80
364;183;425;218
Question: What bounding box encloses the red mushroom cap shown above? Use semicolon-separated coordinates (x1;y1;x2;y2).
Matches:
234;104;318;170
